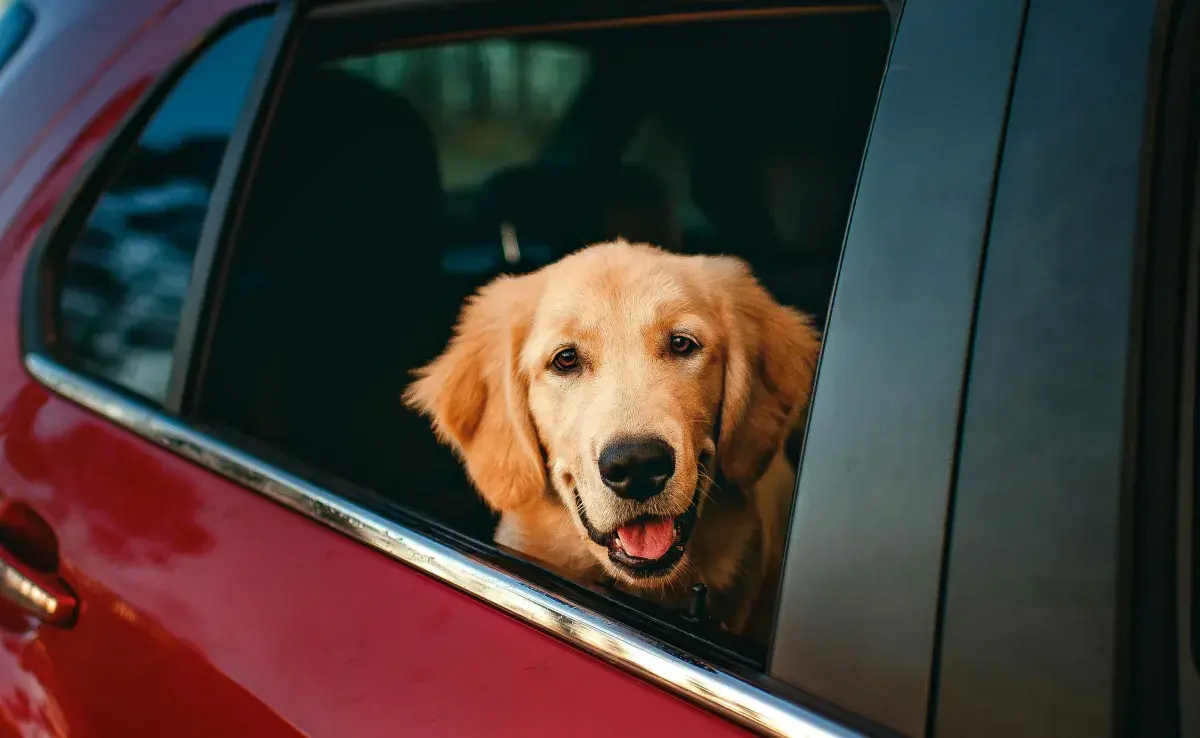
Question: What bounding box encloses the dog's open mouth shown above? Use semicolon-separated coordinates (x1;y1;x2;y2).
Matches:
593;482;702;579
605;514;691;576
571;454;709;580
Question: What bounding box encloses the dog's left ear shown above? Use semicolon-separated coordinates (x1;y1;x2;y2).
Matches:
706;256;821;489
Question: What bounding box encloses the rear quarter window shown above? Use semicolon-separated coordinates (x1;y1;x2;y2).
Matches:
50;16;273;403
0;0;35;80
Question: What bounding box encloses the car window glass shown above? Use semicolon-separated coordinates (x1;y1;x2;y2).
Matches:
338;40;589;274
0;0;34;81
54;17;272;403
342;40;588;193
622;116;711;234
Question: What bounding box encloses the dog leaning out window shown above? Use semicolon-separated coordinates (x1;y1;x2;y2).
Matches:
405;240;820;643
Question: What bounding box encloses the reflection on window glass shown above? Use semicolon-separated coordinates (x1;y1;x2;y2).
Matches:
623;117;711;233
56;18;271;403
0;0;35;79
339;40;589;192
333;40;589;278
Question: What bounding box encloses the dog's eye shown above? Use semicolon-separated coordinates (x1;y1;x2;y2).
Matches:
552;348;579;372
669;335;699;355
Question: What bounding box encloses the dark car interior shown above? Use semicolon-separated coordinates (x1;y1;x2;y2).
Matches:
198;7;891;661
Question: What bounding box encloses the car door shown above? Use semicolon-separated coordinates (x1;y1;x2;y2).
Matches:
0;1;1026;737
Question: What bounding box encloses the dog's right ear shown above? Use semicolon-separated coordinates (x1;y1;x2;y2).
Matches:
403;273;546;512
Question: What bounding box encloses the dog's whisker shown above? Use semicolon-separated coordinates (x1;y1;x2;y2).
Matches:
697;470;724;504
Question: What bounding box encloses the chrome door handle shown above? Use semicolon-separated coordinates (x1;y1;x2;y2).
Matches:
0;547;78;626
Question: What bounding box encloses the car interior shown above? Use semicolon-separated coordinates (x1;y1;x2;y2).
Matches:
197;7;892;663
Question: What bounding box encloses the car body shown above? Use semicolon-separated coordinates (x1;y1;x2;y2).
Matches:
0;0;1193;736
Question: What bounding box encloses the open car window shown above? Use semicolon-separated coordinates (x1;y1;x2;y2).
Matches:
194;4;892;670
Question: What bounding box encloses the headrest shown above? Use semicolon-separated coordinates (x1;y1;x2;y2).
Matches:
266;67;442;220
473;162;676;256
243;67;445;274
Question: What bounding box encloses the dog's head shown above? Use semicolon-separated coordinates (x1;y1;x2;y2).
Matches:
405;241;819;589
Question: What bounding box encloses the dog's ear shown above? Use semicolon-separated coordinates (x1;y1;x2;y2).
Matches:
403;273;546;512
707;256;821;489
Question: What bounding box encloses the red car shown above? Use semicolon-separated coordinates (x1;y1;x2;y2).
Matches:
0;0;1193;735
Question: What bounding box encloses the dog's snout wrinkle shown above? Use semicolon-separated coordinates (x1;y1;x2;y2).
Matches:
597;437;675;501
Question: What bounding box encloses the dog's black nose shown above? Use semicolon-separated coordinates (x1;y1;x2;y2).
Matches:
598;438;675;501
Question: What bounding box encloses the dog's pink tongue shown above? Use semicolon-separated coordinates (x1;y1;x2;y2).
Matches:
617;518;675;560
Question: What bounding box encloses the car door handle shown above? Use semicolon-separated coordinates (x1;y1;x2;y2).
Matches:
0;502;78;628
0;546;78;626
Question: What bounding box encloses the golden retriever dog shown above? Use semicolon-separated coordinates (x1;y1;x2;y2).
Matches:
404;240;820;642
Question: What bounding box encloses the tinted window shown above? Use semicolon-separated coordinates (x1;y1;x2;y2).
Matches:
0;0;34;79
337;40;589;273
341;41;589;194
54;17;271;403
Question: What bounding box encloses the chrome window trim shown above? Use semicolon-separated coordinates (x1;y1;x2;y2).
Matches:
24;352;858;738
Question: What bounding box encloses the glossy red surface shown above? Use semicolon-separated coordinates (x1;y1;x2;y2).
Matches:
0;1;753;735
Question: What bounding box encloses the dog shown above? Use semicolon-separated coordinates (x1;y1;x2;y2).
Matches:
404;240;820;642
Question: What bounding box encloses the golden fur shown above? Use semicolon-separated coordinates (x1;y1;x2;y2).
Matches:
404;240;820;642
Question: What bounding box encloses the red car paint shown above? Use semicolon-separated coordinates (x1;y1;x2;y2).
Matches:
0;1;752;735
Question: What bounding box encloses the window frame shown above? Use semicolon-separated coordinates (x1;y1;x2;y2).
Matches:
16;1;1022;736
